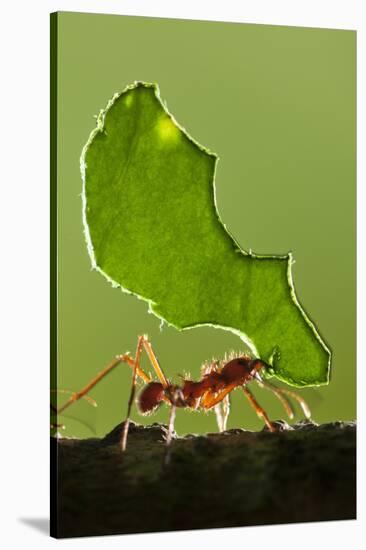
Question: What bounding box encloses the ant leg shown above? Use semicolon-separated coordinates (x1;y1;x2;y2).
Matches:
214;394;230;432
121;336;146;451
276;386;311;419
214;403;224;432
56;352;151;424
163;403;177;466
201;382;237;409
221;394;230;431
121;335;171;452
255;379;295;420
56;354;137;415
52;388;98;411
257;377;311;420
242;386;276;432
163;389;183;466
140;335;169;388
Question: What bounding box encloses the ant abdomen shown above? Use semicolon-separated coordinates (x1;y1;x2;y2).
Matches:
138;382;165;414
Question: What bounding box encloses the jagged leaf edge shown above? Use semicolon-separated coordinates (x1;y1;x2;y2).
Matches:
80;81;331;387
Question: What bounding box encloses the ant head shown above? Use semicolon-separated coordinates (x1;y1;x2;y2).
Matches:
250;358;270;378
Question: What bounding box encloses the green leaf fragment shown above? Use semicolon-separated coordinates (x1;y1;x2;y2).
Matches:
81;82;331;387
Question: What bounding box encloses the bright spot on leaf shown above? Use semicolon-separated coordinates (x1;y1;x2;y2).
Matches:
124;94;133;107
156;116;180;143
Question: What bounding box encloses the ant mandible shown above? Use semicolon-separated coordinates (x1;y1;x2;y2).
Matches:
55;335;311;464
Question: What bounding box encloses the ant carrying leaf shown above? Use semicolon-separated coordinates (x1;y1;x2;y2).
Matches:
51;335;311;464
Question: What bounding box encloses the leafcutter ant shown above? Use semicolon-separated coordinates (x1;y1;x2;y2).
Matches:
53;335;311;464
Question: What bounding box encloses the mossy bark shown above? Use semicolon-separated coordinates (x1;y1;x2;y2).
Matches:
52;420;356;538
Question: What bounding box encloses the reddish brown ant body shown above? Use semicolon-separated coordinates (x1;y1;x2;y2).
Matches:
55;335;311;464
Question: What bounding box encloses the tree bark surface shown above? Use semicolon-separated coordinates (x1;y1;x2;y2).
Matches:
52;420;356;538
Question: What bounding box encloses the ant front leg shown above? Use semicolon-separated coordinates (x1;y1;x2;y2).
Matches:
255;377;312;421
242;386;276;432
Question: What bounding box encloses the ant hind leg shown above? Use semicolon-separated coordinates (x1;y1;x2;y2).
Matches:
56;354;138;416
121;334;171;452
120;336;145;452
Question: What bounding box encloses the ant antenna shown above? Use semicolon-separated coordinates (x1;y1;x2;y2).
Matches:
256;375;311;420
278;387;311;419
255;377;295;419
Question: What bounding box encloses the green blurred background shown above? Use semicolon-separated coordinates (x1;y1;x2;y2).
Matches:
54;12;356;438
